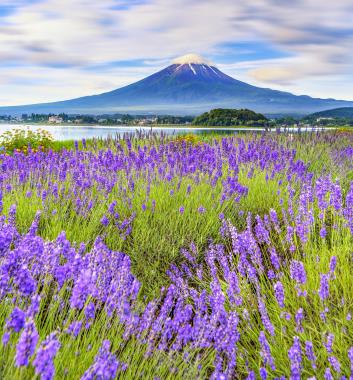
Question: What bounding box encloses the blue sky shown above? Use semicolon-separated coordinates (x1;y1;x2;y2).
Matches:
0;0;353;105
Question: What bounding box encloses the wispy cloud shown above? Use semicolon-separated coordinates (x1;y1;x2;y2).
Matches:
0;0;352;105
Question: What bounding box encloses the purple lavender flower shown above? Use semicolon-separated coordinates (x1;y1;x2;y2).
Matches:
280;312;291;321
328;356;341;373
2;332;10;345
329;256;337;274
320;307;330;322
198;206;206;214
318;274;330;301
15;319;39;367
5;307;26;333
288;336;302;380
100;215;110;227
66;321;83;337
259;331;275;370
269;208;279;226
348;346;353;373
33;332;61;380
320;226;327;238
330;181;342;211
290;260;307;285
324;367;333;380
70;269;97;310
273;281;285;308
81;340;119;380
305;341;317;370
343;182;353;234
269;250;280;273
255;215;270;244
258;298;275;336
27;295;41;318
324;333;334;354
267;270;275;280
108;201;116;214
15;266;37;296
227;271;241;305
246;371;256;380
7;200;15;219
121;362;128;371
259;367;267;379
295;308;304;333
85;302;95;320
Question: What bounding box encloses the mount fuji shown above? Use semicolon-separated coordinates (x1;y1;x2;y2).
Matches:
1;54;352;116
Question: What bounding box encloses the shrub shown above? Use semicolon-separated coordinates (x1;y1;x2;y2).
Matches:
0;128;54;154
173;134;198;145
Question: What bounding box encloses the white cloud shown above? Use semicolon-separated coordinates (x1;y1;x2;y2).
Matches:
0;0;352;104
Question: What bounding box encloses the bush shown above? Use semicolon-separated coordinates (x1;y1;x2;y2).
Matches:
0;128;54;154
173;134;198;145
192;108;268;126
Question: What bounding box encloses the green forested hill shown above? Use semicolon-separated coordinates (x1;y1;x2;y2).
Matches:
192;108;268;126
303;107;353;126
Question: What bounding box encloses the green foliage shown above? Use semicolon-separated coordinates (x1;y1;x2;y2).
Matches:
192;108;268;126
156;115;194;124
0;128;54;153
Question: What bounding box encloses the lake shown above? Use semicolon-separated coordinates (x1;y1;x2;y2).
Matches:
0;124;324;141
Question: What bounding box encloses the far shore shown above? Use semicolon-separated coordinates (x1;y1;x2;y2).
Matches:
0;122;341;130
0;122;260;129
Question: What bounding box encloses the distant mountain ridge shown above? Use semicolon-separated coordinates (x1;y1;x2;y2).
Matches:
1;54;353;116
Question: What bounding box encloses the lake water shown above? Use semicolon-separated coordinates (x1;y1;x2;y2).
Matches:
0;124;324;141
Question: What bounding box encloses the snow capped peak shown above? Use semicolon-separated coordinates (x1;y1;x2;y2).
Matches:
172;54;213;66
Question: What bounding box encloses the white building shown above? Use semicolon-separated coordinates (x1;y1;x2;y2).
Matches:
48;115;63;124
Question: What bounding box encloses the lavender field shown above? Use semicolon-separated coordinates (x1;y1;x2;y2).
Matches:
1;131;353;379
